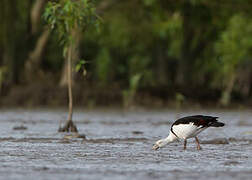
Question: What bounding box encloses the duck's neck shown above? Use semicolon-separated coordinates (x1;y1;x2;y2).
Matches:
162;131;178;145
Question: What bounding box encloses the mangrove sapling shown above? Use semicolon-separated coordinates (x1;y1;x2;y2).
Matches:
43;0;99;132
58;41;78;132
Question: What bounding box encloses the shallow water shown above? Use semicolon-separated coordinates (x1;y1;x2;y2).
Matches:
0;109;252;180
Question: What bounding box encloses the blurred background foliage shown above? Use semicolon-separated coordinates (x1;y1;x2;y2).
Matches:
0;0;252;107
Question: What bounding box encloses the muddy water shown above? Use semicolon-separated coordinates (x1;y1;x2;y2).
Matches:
0;109;252;180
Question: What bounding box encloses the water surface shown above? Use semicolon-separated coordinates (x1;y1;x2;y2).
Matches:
0;109;252;180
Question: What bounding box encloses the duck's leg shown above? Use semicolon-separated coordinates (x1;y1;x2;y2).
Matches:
195;136;202;150
184;139;187;150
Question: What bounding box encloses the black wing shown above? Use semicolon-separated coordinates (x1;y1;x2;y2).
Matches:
172;115;219;127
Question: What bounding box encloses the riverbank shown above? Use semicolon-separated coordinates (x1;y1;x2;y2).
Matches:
0;82;251;109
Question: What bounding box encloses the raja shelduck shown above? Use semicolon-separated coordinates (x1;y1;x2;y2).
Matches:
152;115;225;150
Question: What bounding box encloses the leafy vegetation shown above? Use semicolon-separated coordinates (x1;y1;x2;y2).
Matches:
43;0;99;132
0;0;252;107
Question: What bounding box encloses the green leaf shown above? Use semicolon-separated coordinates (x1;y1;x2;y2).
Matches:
63;46;68;58
75;63;82;72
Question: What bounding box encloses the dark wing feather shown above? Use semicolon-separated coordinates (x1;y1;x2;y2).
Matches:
172;115;219;127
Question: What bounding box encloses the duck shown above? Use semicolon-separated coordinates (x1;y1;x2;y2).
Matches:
152;115;225;150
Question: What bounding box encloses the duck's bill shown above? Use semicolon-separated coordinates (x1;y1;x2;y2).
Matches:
152;144;160;150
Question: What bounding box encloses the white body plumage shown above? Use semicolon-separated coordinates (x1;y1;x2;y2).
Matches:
153;115;225;150
172;122;207;139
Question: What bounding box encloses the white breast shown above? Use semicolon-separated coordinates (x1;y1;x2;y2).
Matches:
172;122;207;139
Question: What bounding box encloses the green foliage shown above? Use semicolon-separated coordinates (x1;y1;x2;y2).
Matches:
98;13;131;49
142;0;156;6
2;0;252;106
75;60;89;76
130;74;142;92
214;14;252;82
0;66;7;92
43;0;99;77
43;0;99;47
159;13;183;58
175;92;185;109
123;73;142;107
95;48;111;84
128;55;154;87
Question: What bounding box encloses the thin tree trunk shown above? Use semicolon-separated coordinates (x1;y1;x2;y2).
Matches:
59;61;69;87
67;43;73;123
58;42;78;132
219;73;236;106
59;28;81;87
25;28;50;80
25;0;48;80
31;0;46;34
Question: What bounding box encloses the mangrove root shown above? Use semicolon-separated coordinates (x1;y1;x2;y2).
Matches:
58;120;78;133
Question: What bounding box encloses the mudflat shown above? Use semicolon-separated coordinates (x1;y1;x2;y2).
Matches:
0;109;251;180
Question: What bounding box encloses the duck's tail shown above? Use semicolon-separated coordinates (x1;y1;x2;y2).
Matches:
210;121;225;127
